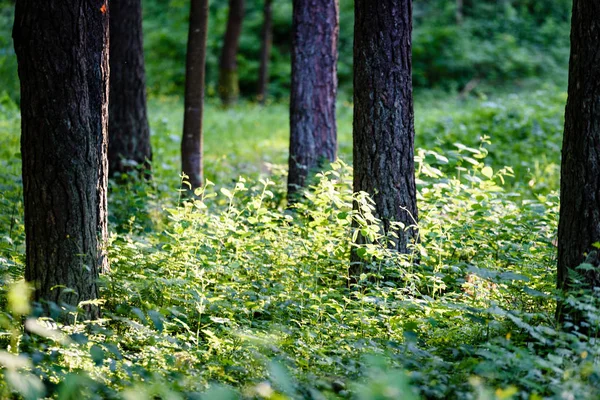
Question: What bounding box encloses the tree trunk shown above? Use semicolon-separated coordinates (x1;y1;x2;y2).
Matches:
182;0;210;190
257;0;273;105
287;0;339;198
556;0;600;326
456;0;464;25
13;0;109;317
218;0;244;106
108;0;152;178
351;0;418;274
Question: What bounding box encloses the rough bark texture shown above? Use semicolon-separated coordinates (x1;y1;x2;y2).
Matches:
218;0;244;106
288;0;339;198
557;0;600;323
182;0;209;190
351;0;418;272
13;0;109;315
257;0;273;104
108;0;152;177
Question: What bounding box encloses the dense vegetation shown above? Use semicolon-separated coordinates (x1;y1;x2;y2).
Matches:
2;0;599;399
0;0;571;102
3;86;596;398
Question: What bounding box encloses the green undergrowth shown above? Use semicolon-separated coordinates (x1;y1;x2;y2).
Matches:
146;85;564;199
2;88;600;399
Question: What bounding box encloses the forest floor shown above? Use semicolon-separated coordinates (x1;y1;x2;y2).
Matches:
1;86;598;399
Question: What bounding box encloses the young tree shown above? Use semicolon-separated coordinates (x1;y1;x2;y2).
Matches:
218;0;244;106
13;0;109;315
352;0;418;270
257;0;273;104
108;0;152;178
456;0;464;25
288;0;339;198
557;0;600;324
182;0;210;190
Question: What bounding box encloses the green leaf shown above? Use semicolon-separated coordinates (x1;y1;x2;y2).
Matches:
269;361;296;396
403;321;419;332
356;248;368;260
499;271;529;282
576;263;597;271
90;345;104;366
148;310;164;332
220;188;233;199
7;280;31;316
6;371;45;400
481;166;494;179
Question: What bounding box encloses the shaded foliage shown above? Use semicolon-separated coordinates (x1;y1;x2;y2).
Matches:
0;0;570;102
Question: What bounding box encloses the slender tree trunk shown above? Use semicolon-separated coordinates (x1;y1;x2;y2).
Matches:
257;0;273;104
456;0;464;25
218;0;244;106
351;0;418;275
556;0;600;327
13;0;109;316
109;0;152;178
182;0;210;190
287;0;339;198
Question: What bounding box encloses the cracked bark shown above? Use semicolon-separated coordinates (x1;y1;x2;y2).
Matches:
182;0;209;190
557;0;600;326
13;0;109;317
288;0;339;199
351;0;418;275
108;0;152;178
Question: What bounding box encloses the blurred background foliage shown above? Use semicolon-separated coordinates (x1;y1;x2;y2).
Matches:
0;0;571;102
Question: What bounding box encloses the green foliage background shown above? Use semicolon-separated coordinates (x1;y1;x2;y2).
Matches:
0;0;571;101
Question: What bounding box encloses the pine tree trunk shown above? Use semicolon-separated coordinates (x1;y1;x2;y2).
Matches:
456;0;464;25
288;0;338;198
108;0;152;178
182;0;210;190
13;0;109;316
218;0;244;106
557;0;600;325
257;0;273;105
351;0;418;274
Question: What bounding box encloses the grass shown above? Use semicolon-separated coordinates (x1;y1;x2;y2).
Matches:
146;84;565;197
3;84;596;400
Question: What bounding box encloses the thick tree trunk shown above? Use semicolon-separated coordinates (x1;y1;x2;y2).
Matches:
351;0;418;274
109;0;152;178
182;0;210;190
13;0;109;316
218;0;244;106
257;0;273;104
287;0;339;198
557;0;600;325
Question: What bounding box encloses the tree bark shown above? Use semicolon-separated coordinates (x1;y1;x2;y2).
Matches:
557;0;600;325
287;0;339;198
108;0;152;178
13;0;109;316
182;0;210;190
218;0;244;106
257;0;273;105
456;0;464;25
351;0;418;274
